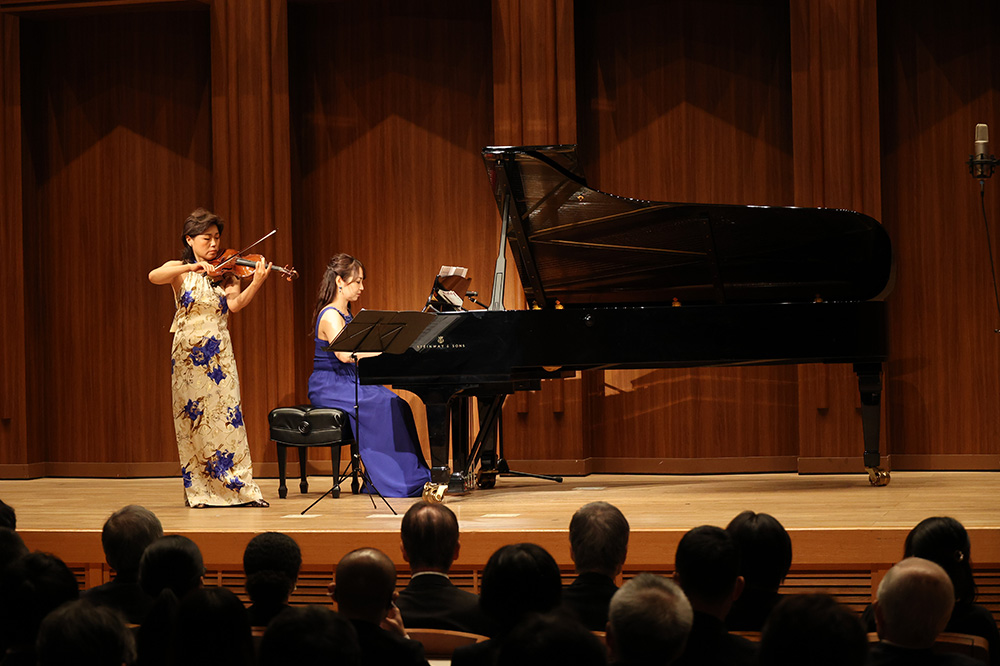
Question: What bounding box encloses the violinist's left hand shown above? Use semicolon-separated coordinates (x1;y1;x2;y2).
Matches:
252;258;272;286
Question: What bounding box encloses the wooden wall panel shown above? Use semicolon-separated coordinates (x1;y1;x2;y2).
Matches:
878;2;1000;462
572;0;799;466
18;10;213;469
210;0;296;466
789;0;887;471
0;14;29;471
287;1;496;461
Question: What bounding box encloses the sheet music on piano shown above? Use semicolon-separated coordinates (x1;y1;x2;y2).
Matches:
426;265;471;311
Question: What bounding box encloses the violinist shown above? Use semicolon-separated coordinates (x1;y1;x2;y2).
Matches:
148;208;271;508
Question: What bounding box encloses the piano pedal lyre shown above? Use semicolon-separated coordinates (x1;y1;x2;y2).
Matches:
422;481;447;503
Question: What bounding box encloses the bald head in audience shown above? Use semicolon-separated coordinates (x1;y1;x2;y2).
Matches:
874;557;955;649
332;548;398;625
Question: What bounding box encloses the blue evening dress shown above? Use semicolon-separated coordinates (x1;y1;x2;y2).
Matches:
308;306;431;497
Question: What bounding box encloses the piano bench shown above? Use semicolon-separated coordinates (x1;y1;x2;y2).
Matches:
267;406;356;499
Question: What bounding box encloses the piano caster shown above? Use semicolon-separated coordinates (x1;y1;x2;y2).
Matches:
866;466;891;486
422;482;447;503
476;469;497;490
447;473;469;495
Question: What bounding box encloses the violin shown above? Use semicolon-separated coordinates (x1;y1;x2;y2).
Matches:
207;248;298;282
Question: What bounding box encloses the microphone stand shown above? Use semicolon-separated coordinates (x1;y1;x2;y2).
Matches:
968;149;1000;332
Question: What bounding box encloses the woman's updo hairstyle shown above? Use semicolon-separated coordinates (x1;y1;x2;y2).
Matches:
180;208;224;263
310;253;365;333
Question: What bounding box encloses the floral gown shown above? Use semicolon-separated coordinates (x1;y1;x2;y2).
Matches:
170;271;264;506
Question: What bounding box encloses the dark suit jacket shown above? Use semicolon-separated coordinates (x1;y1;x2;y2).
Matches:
869;641;984;666
451;637;499;666
81;576;156;624
395;573;493;636
673;611;758;666
350;619;429;666
561;572;619;632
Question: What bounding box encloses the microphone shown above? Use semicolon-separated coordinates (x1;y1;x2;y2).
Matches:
970;123;996;179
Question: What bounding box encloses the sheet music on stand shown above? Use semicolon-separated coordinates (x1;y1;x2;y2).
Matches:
427;266;471;312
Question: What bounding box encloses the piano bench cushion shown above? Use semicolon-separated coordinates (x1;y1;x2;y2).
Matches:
268;405;353;446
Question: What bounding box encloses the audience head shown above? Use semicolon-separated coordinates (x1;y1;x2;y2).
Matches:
607;573;693;666
569;501;630;577
243;532;302;608
904;516;976;604
725;510;791;591
673;525;742;615
480;543;562;634
0;526;28;572
760;593;867;666
36;599;136;666
332;548;397;624
139;535;205;599
874;557;955;648
173;587;254;665
400;500;460;572
259;605;362;666
0;551;80;653
0;499;14;529
102;505;163;580
497;610;607;666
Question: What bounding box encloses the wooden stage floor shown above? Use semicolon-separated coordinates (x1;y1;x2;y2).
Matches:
3;471;999;615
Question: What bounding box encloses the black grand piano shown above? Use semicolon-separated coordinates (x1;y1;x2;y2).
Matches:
360;145;895;493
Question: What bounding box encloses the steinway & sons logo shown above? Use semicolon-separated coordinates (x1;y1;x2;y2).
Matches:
414;335;467;351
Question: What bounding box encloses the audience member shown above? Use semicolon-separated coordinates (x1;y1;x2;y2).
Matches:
258;605;362;666
724;510;791;631
870;557;983;666
83;505;163;624
395;500;492;635
0;551;80;666
671;525;756;666
562;501;630;631
172;587;254;666
451;542;563;666
135;535;206;666
36;599;136;666
0;500;14;530
0;527;28;572
606;573;693;666
861;516;1000;665
497;610;607;666
243;531;301;627
758;593;867;666
331;547;428;666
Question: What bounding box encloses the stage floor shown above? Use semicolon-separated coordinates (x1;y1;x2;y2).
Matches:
4;471;999;617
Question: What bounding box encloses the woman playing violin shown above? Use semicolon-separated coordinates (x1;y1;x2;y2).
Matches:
148;208;271;508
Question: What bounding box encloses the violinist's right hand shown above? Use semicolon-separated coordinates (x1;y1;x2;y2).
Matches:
190;261;214;275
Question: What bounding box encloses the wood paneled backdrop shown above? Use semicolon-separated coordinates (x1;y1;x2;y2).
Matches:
1;0;998;480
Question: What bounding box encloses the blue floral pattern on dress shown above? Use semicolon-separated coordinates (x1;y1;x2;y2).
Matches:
219;294;229;315
189;336;221;367
180;289;194;309
225;476;245;492
182;465;192;488
205;449;235;480
183;400;203;422
227;405;244;428
207;365;226;385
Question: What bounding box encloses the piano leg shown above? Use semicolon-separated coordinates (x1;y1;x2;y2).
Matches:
854;362;890;486
420;391;470;496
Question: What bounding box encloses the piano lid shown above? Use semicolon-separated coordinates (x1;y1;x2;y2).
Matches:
482;145;894;309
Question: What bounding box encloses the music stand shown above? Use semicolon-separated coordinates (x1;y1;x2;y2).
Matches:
317;310;438;513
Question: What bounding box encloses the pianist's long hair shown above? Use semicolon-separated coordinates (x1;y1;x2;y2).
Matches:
310;253;365;335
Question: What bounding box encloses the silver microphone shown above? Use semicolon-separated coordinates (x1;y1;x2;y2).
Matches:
973;123;993;179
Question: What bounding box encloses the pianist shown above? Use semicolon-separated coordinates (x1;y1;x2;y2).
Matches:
307;254;431;498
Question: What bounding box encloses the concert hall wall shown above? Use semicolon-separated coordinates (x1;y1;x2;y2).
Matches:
0;0;997;479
